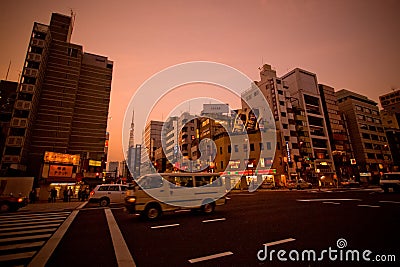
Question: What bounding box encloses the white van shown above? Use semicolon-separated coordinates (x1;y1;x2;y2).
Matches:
124;173;227;220
380;172;400;193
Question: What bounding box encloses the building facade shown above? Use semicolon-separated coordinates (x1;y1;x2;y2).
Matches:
336;89;392;181
282;68;335;182
1;13;113;189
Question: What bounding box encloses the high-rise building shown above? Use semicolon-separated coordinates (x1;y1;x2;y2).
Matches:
336;89;392;179
1;13;113;184
282;68;335;182
319;84;354;180
0;80;18;167
379;89;400;113
144;120;163;161
241;64;300;181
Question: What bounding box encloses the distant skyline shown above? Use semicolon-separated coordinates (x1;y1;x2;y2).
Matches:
1;0;399;161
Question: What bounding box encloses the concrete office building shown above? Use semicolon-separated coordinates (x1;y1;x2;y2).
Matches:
336;89;392;179
379;89;400;113
319;84;354;180
1;13;113;184
241;65;299;180
282;68;335;182
144;120;163;162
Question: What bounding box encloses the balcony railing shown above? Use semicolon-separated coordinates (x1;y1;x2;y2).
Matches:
27;52;42;62
14;100;31;110
11;118;28;128
23;68;38;78
19;83;35;94
6;136;24;146
2;155;20;163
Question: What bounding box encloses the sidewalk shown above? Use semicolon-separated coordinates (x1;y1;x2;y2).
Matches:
18;199;87;213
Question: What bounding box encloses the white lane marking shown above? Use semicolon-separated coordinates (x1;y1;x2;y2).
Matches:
0;251;37;262
151;223;180;229
1;234;51;243
0;223;60;232
263;238;296;247
0;241;45;251
202;218;226;223
28;210;79;267
188;251;233;263
379;200;400;204
322;202;341;205
297;199;362;202
0;220;64;228
77;201;88;209
0;228;57;237
358;204;380;208
105;208;136;267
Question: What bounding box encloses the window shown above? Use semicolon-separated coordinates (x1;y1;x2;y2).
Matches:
364;108;371;114
364;143;373;149
266;142;272;150
367;153;375;159
278;90;284;95
98;186;109;191
234;145;239;152
243;144;248;152
362;133;370;139
220;161;224;169
279;101;285;106
259;143;264;150
281;112;286;117
368;125;376;131
355;105;362;111
372;110;379;116
250;143;255;151
357;115;365;121
360;124;368;130
282;124;288;129
220;147;223;154
140;176;164;189
374;118;381;124
371;134;379;141
228;145;231;153
366;117;373;122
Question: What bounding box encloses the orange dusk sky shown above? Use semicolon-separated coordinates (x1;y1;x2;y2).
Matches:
1;0;399;162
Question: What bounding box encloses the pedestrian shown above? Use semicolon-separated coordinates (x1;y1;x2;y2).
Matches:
63;188;68;202
29;189;36;204
78;188;82;201
51;188;57;203
67;187;73;202
84;187;90;201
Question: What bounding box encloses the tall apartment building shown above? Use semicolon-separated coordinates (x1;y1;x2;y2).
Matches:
1;13;113;181
336;89;392;178
379;90;400;170
241;64;299;180
379;89;400;113
319;84;354;180
282;68;335;181
0;80;18;165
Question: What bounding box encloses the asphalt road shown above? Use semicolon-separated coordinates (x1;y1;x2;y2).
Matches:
28;188;400;266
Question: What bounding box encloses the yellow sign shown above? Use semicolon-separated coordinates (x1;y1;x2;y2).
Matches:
48;165;73;178
44;152;80;165
89;160;102;166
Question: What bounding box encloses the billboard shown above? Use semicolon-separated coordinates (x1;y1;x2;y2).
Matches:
202;104;229;114
48;165;73;178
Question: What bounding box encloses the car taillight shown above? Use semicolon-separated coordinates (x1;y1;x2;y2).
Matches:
90;191;95;197
18;197;24;203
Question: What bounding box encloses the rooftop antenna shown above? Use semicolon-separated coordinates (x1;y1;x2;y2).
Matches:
5;60;11;80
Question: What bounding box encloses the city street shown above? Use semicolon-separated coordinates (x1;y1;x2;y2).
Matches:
1;188;399;266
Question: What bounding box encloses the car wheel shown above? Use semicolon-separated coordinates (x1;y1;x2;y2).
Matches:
0;202;11;213
143;204;161;220
99;198;110;207
201;201;215;214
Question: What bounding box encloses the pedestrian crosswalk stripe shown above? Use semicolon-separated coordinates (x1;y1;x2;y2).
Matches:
0;216;67;224
0;233;52;243
0;223;61;232
0;251;37;262
0;228;57;237
0;219;65;228
0;241;45;251
0;211;70;219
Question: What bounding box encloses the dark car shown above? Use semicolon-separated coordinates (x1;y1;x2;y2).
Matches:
0;195;28;212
